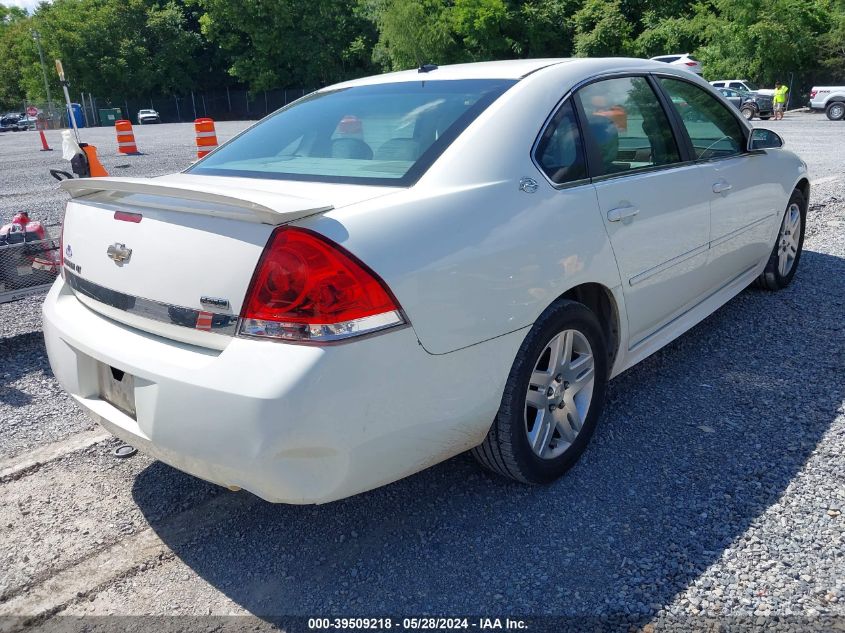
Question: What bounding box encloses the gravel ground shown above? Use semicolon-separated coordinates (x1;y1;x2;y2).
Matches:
0;111;843;630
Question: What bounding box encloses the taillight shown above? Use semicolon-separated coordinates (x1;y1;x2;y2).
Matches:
810;90;817;98
684;61;697;66
238;227;405;343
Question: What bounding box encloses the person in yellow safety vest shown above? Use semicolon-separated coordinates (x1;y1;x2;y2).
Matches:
773;81;789;120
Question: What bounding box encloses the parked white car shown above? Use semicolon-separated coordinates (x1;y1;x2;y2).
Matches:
710;79;775;97
809;86;845;120
44;58;810;504
649;53;702;75
137;109;161;124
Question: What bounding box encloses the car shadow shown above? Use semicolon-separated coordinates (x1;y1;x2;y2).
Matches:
132;249;844;621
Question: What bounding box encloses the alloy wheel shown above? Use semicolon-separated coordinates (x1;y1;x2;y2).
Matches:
778;203;802;277
525;329;595;459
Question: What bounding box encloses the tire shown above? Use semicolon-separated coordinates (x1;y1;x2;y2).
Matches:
826;102;845;121
472;299;608;484
740;106;755;120
755;189;806;290
760;115;772;120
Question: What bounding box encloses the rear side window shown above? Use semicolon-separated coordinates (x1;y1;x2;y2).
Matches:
188;79;516;186
534;100;588;185
576;76;681;177
659;78;746;160
655;56;680;63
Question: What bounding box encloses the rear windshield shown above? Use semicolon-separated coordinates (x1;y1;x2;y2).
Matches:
187;79;516;186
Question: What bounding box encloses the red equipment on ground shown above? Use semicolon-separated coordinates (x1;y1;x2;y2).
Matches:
0;212;61;297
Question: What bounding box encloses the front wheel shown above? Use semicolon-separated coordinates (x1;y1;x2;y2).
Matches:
741;106;755;120
756;189;806;290
472;300;608;484
826;102;845;121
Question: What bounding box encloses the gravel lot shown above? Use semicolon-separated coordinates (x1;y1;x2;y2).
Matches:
0;112;843;631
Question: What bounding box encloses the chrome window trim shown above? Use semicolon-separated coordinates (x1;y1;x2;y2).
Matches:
64;269;238;336
589;159;698;184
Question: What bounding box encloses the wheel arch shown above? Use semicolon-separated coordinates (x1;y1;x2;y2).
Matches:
795;177;810;207
556;282;621;373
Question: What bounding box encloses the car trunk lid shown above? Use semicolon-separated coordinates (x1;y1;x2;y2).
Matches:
59;174;392;349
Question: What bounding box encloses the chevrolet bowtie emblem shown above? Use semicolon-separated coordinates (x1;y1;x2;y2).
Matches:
106;243;132;266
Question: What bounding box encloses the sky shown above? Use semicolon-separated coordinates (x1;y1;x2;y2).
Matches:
2;0;43;12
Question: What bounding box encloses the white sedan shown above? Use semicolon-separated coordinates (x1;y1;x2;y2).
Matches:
44;58;809;503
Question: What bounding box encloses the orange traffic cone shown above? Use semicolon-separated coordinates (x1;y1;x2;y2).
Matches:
39;129;53;151
115;119;141;155
194;118;218;158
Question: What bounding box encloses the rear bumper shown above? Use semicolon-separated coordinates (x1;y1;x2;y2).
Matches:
43;279;521;503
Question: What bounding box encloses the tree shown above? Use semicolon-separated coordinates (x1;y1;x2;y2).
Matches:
515;0;581;58
573;0;633;56
196;0;378;90
451;0;513;60
370;0;456;69
695;0;832;84
0;6;29;109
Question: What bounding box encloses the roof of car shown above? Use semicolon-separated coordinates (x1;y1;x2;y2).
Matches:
327;58;680;90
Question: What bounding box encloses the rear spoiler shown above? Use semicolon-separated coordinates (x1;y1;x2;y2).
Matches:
60;176;333;225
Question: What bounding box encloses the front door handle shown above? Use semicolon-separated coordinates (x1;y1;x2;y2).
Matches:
712;181;733;194
607;205;639;222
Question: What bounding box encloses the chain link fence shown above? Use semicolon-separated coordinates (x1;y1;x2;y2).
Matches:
0;224;61;304
30;87;317;128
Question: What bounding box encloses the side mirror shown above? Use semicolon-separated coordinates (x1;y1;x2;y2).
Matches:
749;128;784;151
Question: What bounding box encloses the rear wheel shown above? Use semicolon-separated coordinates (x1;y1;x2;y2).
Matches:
741;106;756;120
826;102;845;121
472;300;608;484
756;189;806;290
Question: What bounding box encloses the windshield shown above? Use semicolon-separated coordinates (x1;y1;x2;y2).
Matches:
187;79;516;186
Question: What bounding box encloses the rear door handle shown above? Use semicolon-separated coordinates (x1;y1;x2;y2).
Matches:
712;181;733;194
607;205;639;222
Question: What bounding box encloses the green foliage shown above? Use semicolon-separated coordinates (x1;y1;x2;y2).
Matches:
820;2;845;80
696;0;832;84
0;6;29;108
515;0;581;57
0;0;843;109
371;0;456;69
196;0;378;89
573;0;633;56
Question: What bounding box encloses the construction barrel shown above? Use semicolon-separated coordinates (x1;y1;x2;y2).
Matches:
194;118;218;158
114;120;140;155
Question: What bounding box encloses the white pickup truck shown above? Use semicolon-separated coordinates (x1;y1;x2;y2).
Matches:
809;86;845;120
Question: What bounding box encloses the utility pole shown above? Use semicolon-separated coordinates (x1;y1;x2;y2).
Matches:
31;30;54;119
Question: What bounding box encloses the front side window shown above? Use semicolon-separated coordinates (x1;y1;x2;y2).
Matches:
576;76;681;177
659;77;746;160
534;100;588;185
188;79;516;186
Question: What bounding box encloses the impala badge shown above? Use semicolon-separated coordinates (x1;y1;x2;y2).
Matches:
200;296;230;310
106;243;132;266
